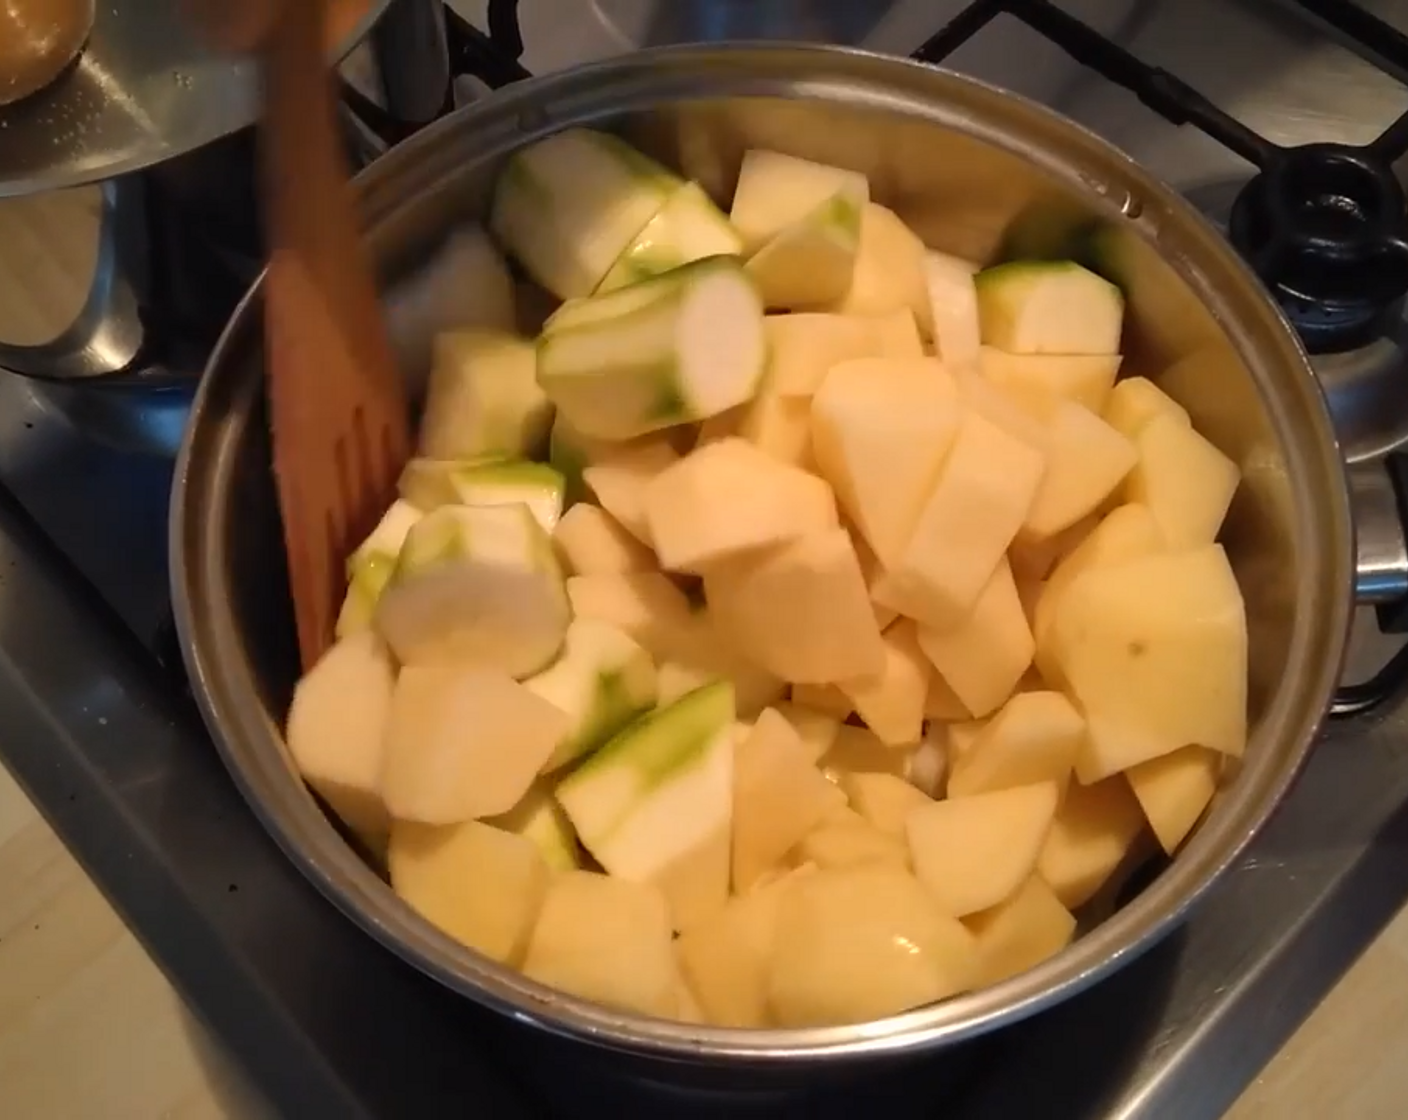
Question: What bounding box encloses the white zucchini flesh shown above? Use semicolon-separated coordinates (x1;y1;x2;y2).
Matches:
526;617;659;772
537;256;766;441
490;128;681;300
975;260;1124;355
417;331;553;461
728;150;870;254
335;500;425;639
555;681;735;886
596;182;743;294
374;503;569;677
924;250;982;374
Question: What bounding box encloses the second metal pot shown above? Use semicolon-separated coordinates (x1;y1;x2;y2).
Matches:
171;44;1353;1068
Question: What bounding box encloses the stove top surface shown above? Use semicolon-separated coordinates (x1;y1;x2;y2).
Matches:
5;2;1408;1118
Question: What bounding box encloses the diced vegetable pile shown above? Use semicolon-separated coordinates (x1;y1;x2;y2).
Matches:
285;129;1247;1029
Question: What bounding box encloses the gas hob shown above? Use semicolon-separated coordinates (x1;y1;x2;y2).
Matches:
3;1;1408;1117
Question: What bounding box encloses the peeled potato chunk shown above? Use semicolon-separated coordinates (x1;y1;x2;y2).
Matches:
811;357;963;566
979;346;1121;414
1126;745;1221;855
1053;545;1248;782
770;701;842;763
565;571;694;658
836;204;934;337
818;724;910;784
767;867;978;1026
581;437;680;545
733;709;847;891
522;871;681;1017
906;782;1060;917
917;560;1034;719
964;875;1077;988
553;503;656;575
704;527;886;684
286;632;395;850
947;690;1084;798
791;682;854;719
1033;502;1165;686
1124;412;1240;549
645;437;838;573
877;410;1045;628
765;313;889;396
677;867;811;1027
382;666;570;824
1103;376;1189;440
841;771;934;837
1037;777;1147;909
1021;399;1137;540
388;820;549;965
796;805;911;871
838;619;930;747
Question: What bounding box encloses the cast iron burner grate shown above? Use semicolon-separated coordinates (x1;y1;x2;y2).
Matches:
916;0;1408;355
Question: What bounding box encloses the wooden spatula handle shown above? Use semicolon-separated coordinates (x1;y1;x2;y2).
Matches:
262;0;412;668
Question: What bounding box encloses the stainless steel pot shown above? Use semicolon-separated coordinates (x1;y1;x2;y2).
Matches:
171;44;1354;1067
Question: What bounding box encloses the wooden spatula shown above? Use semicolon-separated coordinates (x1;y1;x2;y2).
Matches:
259;0;412;671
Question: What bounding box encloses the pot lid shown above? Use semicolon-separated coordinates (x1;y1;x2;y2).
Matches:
0;0;393;199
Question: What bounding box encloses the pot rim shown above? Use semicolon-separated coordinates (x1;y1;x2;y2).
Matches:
171;42;1355;1064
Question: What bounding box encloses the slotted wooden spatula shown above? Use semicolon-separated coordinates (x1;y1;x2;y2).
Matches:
260;0;411;671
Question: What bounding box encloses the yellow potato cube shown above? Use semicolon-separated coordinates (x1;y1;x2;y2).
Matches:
1032;502;1165;686
796;805;911;871
810;357;963;565
1126;744;1221;854
964;874;1076;988
836;204;934;336
764;312;891;397
767;867;977;1026
907;782;1060;917
582;437;679;544
841;771;934;836
770;700;842;763
565;571;695;658
979;346;1122;413
389;820;548;965
554;503;657;575
916;559;1035;718
382;666;570;824
789;682;854;719
645;437;838;573
947;690;1084;797
522;871;680;1017
878;411;1045;627
1037;777;1146;909
704;528;886;683
733;709;848;891
1124;412;1240;548
1053;546;1248;781
1022;400;1137;539
871;308;926;359
676;868;810;1027
818;724;910;783
839;619;930;747
1102;376;1189;440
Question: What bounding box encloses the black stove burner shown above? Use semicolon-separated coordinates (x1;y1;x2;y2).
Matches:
916;0;1408;356
1228;144;1408;352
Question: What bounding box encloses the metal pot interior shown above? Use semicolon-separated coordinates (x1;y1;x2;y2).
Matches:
172;46;1353;1064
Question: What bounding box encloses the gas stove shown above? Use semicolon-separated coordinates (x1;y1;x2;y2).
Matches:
4;2;1408;1117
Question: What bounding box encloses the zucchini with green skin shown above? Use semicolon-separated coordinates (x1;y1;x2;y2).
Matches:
399;459;565;533
490;128;681;300
728;150;870;254
555;681;735;902
975;260;1124;356
335;500;424;639
537;255;767;441
375;503;569;677
597;182;743;294
745;189;866;310
418;331;553;462
526;618;659;773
